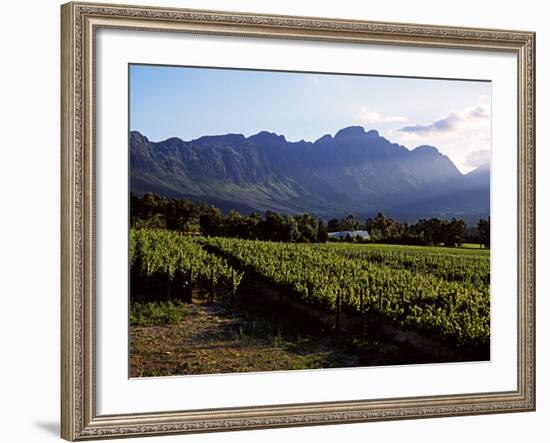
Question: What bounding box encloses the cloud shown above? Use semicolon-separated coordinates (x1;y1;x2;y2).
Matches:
358;108;408;125
468;105;490;119
397;105;489;135
398;115;458;133
385;101;491;173
464;149;490;169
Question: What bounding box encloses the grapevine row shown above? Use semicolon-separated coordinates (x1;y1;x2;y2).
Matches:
130;229;243;293
202;237;489;349
314;243;490;286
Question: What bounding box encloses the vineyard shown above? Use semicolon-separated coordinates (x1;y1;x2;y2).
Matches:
130;229;490;356
130;229;243;302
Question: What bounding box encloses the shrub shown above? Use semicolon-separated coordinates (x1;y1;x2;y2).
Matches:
130;300;188;326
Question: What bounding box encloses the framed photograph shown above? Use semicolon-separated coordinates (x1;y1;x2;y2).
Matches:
61;1;536;440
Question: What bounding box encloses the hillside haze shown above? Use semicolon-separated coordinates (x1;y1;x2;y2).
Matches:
130;126;489;223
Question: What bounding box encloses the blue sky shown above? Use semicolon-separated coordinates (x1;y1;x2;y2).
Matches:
130;64;491;173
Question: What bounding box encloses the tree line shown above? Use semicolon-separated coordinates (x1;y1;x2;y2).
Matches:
131;193;490;247
328;212;489;247
131;193;328;243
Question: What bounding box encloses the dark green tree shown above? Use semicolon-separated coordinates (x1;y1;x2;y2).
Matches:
317;220;329;242
340;214;361;231
199;207;223;236
327;218;341;233
444;218;467;247
477;217;490;248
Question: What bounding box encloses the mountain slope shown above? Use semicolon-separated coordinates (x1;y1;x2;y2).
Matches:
130;127;489;222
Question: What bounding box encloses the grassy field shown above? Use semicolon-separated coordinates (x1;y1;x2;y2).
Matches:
323;242;490;255
460;243;487;250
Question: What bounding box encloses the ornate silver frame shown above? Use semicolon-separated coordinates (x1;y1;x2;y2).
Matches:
61;2;536;440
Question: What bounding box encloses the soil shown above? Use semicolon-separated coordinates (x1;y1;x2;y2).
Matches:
130;279;438;377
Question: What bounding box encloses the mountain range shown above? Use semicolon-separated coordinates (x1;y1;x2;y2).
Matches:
130;126;489;223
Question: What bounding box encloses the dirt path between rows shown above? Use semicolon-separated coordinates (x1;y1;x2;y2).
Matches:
130;299;363;377
130;278;453;377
